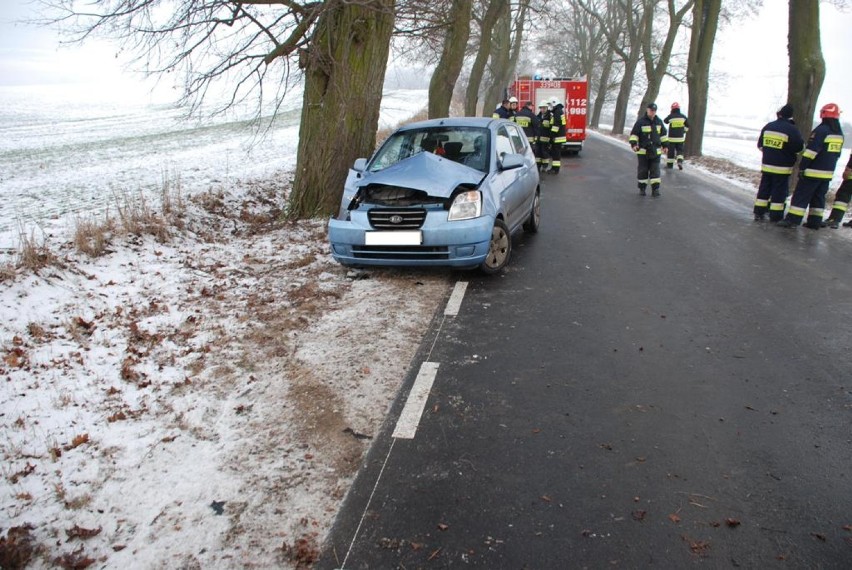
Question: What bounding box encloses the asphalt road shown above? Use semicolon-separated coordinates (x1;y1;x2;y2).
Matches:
319;133;852;569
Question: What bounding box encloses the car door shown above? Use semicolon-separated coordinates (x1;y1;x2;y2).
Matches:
496;124;534;230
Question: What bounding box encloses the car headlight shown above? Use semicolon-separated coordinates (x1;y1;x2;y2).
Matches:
448;190;482;221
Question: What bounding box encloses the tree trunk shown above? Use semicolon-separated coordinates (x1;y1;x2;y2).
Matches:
591;43;615;128
465;0;505;116
483;0;513;113
684;0;721;157
787;0;825;137
612;44;642;135
289;0;395;219
428;0;473;118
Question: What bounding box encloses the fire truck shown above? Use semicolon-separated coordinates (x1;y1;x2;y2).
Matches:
509;76;588;154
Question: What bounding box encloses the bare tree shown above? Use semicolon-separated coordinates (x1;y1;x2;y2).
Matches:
787;0;825;137
636;0;695;115
44;0;395;219
683;0;720;157
427;0;474;118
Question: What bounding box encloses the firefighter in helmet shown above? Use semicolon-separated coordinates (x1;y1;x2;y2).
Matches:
663;102;689;170
536;100;552;171
548;97;567;174
753;104;803;222
777;103;844;229
508;96;519;118
629;102;668;197
821;153;852;228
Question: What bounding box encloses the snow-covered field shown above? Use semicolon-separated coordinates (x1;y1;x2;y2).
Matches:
0;84;423;250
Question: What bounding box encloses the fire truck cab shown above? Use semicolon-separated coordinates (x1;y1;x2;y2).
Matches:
509;76;588;154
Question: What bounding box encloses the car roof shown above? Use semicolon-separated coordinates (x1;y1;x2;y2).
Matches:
394;117;507;132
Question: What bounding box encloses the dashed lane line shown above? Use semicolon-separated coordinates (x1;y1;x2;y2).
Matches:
338;280;467;568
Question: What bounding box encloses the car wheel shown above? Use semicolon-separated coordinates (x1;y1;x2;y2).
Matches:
480;218;511;274
523;191;540;234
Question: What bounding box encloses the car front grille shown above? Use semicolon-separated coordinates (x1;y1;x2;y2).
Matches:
352;245;449;260
368;208;427;229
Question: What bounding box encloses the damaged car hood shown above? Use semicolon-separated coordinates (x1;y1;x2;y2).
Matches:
359;152;485;197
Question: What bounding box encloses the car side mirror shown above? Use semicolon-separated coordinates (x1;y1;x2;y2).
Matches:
498;153;525;171
353;158;368;172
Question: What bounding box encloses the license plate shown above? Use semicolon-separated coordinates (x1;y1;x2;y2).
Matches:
365;230;422;246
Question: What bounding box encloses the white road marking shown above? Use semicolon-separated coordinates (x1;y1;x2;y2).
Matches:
392;361;440;439
444;281;468;316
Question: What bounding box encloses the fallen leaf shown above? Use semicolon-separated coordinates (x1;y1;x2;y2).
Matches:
725;518;741;527
437;523;449;531
631;510;647;521
668;513;681;524
811;532;827;542
65;525;102;541
540;495;552;502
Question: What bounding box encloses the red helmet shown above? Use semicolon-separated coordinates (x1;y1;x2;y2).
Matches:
671;102;680;109
820;103;841;119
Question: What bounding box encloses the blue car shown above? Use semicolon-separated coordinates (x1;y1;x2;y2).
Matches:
328;117;541;273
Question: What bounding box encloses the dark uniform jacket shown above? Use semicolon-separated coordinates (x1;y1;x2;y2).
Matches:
799;122;844;180
536;109;552;143
492;106;513;120
550;104;567;144
757;117;804;175
514;107;539;141
629;115;668;156
663;110;689;143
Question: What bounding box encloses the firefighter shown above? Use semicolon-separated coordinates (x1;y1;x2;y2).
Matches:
514;100;539;145
536;100;552;171
777;103;844;229
753;104;804;222
549;97;567;174
508;96;519;118
663;102;689;170
629;102;668;197
822;153;852;228
492;99;512;120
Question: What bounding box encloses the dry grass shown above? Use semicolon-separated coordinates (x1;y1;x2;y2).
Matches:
15;223;56;272
73;214;113;258
72;173;187;257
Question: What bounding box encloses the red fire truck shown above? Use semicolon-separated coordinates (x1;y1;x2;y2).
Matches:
509;76;588;154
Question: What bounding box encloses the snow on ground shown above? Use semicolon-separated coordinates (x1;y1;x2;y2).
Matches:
0;89;452;569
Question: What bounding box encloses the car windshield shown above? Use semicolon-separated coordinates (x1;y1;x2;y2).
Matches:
369;126;491;174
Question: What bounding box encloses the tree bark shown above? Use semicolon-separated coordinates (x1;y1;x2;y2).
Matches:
591;43;615;128
428;0;473;118
684;0;720;157
787;0;825;137
465;0;505;116
483;0;514;113
289;0;395;219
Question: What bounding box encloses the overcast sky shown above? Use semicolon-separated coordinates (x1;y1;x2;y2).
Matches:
1;1;850;121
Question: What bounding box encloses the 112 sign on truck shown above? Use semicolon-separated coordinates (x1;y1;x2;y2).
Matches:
509;76;588;154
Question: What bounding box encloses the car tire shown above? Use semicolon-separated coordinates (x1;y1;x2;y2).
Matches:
523;191;540;234
480;218;511;274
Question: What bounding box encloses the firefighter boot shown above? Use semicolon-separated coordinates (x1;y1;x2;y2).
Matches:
825;211;843;229
651;184;660;198
677;160;683;170
638;183;647;196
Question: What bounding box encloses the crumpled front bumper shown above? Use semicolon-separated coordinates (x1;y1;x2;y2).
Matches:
328;209;494;268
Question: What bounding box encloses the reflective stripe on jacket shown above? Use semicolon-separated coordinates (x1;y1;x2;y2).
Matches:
758;117;804;174
799;122;844;179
